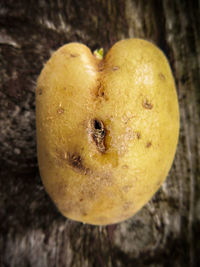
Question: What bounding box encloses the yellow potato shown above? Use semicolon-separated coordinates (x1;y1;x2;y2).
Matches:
36;39;179;225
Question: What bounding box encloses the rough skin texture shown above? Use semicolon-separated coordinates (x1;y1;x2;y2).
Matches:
36;39;179;225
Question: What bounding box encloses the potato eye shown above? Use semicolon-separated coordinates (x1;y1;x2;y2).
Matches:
90;119;106;153
93;119;105;137
94;119;102;130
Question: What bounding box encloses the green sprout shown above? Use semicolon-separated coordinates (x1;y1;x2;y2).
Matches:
93;48;104;59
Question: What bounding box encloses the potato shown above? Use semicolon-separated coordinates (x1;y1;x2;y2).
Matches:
36;39;179;225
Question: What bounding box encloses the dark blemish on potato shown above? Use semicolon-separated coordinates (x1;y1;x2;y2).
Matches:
97;85;105;97
57;107;64;114
90;118;106;153
70;53;78;57
55;150;91;175
95;80;106;99
68;154;82;168
146;141;152;148
95;78;109;101
79;198;84;202
94;119;103;130
98;61;104;72
159;73;166;80
142;99;153;109
68;153;90;175
37;88;43;95
136;131;141;139
112;66;119;71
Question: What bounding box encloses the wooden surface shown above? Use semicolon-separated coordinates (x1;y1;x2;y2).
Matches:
0;0;200;266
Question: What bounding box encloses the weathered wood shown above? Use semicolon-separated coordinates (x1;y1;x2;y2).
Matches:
0;0;200;266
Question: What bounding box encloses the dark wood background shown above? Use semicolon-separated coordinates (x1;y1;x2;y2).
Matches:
0;0;200;266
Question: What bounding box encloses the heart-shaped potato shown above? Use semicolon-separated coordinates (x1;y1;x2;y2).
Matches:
36;39;179;225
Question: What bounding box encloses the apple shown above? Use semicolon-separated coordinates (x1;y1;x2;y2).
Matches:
36;39;179;225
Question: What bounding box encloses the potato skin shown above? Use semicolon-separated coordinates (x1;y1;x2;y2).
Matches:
36;39;179;225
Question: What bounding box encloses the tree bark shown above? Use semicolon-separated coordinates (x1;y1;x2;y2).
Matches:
0;0;200;266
